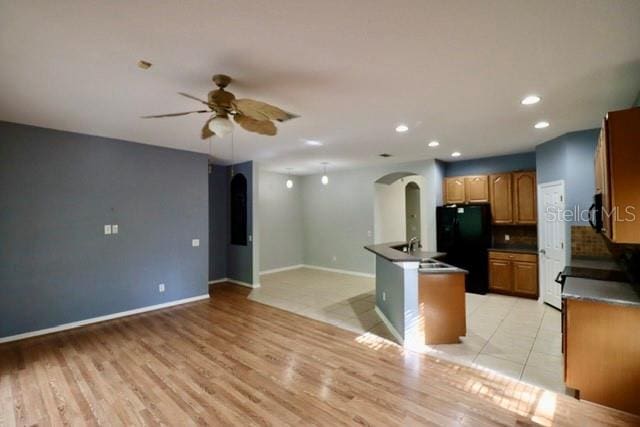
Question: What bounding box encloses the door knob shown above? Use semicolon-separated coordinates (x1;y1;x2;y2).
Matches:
539;249;546;255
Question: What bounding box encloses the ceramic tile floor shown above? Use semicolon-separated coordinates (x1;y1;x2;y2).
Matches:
252;267;567;394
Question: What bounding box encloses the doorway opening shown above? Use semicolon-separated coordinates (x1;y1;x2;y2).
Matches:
405;182;421;241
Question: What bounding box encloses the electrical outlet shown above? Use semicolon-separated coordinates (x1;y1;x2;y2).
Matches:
192;239;200;247
104;224;111;235
505;234;510;241
158;283;165;293
382;291;386;302
367;230;372;237
112;224;118;234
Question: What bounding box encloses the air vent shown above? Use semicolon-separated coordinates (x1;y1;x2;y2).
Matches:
379;153;392;158
138;60;152;70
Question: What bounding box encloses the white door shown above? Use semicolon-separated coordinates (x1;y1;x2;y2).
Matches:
538;181;566;309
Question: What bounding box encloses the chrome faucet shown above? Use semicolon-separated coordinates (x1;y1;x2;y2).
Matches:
408;237;420;253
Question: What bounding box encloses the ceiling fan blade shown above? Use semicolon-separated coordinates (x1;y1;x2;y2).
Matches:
178;92;210;106
234;114;277;136
202;118;215;139
232;99;298;122
141;110;209;118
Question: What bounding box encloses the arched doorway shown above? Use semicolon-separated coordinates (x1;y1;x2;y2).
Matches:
230;173;248;246
405;182;421;241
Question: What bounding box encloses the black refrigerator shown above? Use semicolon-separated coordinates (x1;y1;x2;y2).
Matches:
437;204;492;294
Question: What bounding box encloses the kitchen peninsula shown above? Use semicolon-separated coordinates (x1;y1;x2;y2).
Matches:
364;242;467;348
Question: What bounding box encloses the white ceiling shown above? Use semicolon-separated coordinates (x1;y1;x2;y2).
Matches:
1;1;639;174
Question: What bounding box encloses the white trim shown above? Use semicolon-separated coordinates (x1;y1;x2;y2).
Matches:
228;278;261;289
0;294;210;344
208;278;228;285
301;264;376;278
259;264;304;275
374;306;404;345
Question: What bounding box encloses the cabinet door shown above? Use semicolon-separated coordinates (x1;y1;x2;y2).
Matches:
513;172;537;224
488;259;512;292
513;260;538;297
489;173;513;224
600;117;612;240
444;177;465;204
595;130;604;194
464;176;489;203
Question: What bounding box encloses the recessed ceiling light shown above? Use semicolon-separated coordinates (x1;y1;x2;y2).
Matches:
521;95;541;105
451;152;461;157
428;140;440;147
305;140;323;146
534;121;550;129
395;124;409;133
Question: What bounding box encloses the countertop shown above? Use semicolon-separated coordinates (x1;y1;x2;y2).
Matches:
488;245;538;255
569;256;619;270
562;277;640;308
364;241;446;262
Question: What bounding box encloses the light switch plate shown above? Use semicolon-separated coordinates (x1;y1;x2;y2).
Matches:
112;224;118;234
104;225;112;235
192;239;200;247
158;283;165;293
505;234;510;241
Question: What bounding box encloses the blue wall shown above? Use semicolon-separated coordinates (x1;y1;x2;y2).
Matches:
536;129;599;225
209;165;228;281
443;152;536;176
0;121;209;338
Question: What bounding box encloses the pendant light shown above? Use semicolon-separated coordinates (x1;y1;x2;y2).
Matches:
285;168;294;189
321;162;329;185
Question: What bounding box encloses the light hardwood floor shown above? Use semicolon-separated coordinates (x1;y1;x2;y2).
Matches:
0;283;637;426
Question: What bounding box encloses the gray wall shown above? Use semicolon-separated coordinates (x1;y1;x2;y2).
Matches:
209;165;228;281
535;129;599;225
226;161;254;284
258;170;304;272
301;160;439;275
443;151;536;176
0;121;209;338
375;257;406;336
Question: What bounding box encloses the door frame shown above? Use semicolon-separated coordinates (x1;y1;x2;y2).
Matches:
536;180;567;307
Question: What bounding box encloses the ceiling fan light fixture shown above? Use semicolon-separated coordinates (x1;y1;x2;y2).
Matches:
209;116;234;137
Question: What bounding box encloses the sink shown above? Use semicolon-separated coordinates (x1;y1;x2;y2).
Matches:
419;261;459;272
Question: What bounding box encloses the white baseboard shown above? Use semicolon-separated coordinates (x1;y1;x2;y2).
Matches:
259;264;304;275
302;264;375;278
374;306;404;345
0;294;210;344
209;278;260;289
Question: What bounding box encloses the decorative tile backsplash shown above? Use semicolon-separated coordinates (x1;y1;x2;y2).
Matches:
571;225;611;258
492;225;537;247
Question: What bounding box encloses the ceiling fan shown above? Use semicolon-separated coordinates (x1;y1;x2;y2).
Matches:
141;74;299;139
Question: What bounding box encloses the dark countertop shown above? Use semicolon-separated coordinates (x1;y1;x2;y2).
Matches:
569;256;619;271
562;277;640;308
364;241;446;262
488;245;538;255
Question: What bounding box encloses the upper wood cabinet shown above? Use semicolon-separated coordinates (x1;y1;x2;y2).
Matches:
489;173;513;224
513;172;537;224
596;107;640;244
464;176;489;203
444;177;466;204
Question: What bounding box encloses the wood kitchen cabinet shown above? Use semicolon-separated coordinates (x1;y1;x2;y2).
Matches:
488;173;513;223
444;177;466;204
513;172;537;224
564;298;640;415
594;107;640;243
488;171;536;224
464;176;489;203
488;251;538;298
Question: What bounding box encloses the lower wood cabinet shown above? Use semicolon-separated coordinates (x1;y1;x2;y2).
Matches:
564;298;640;415
488;251;538;298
